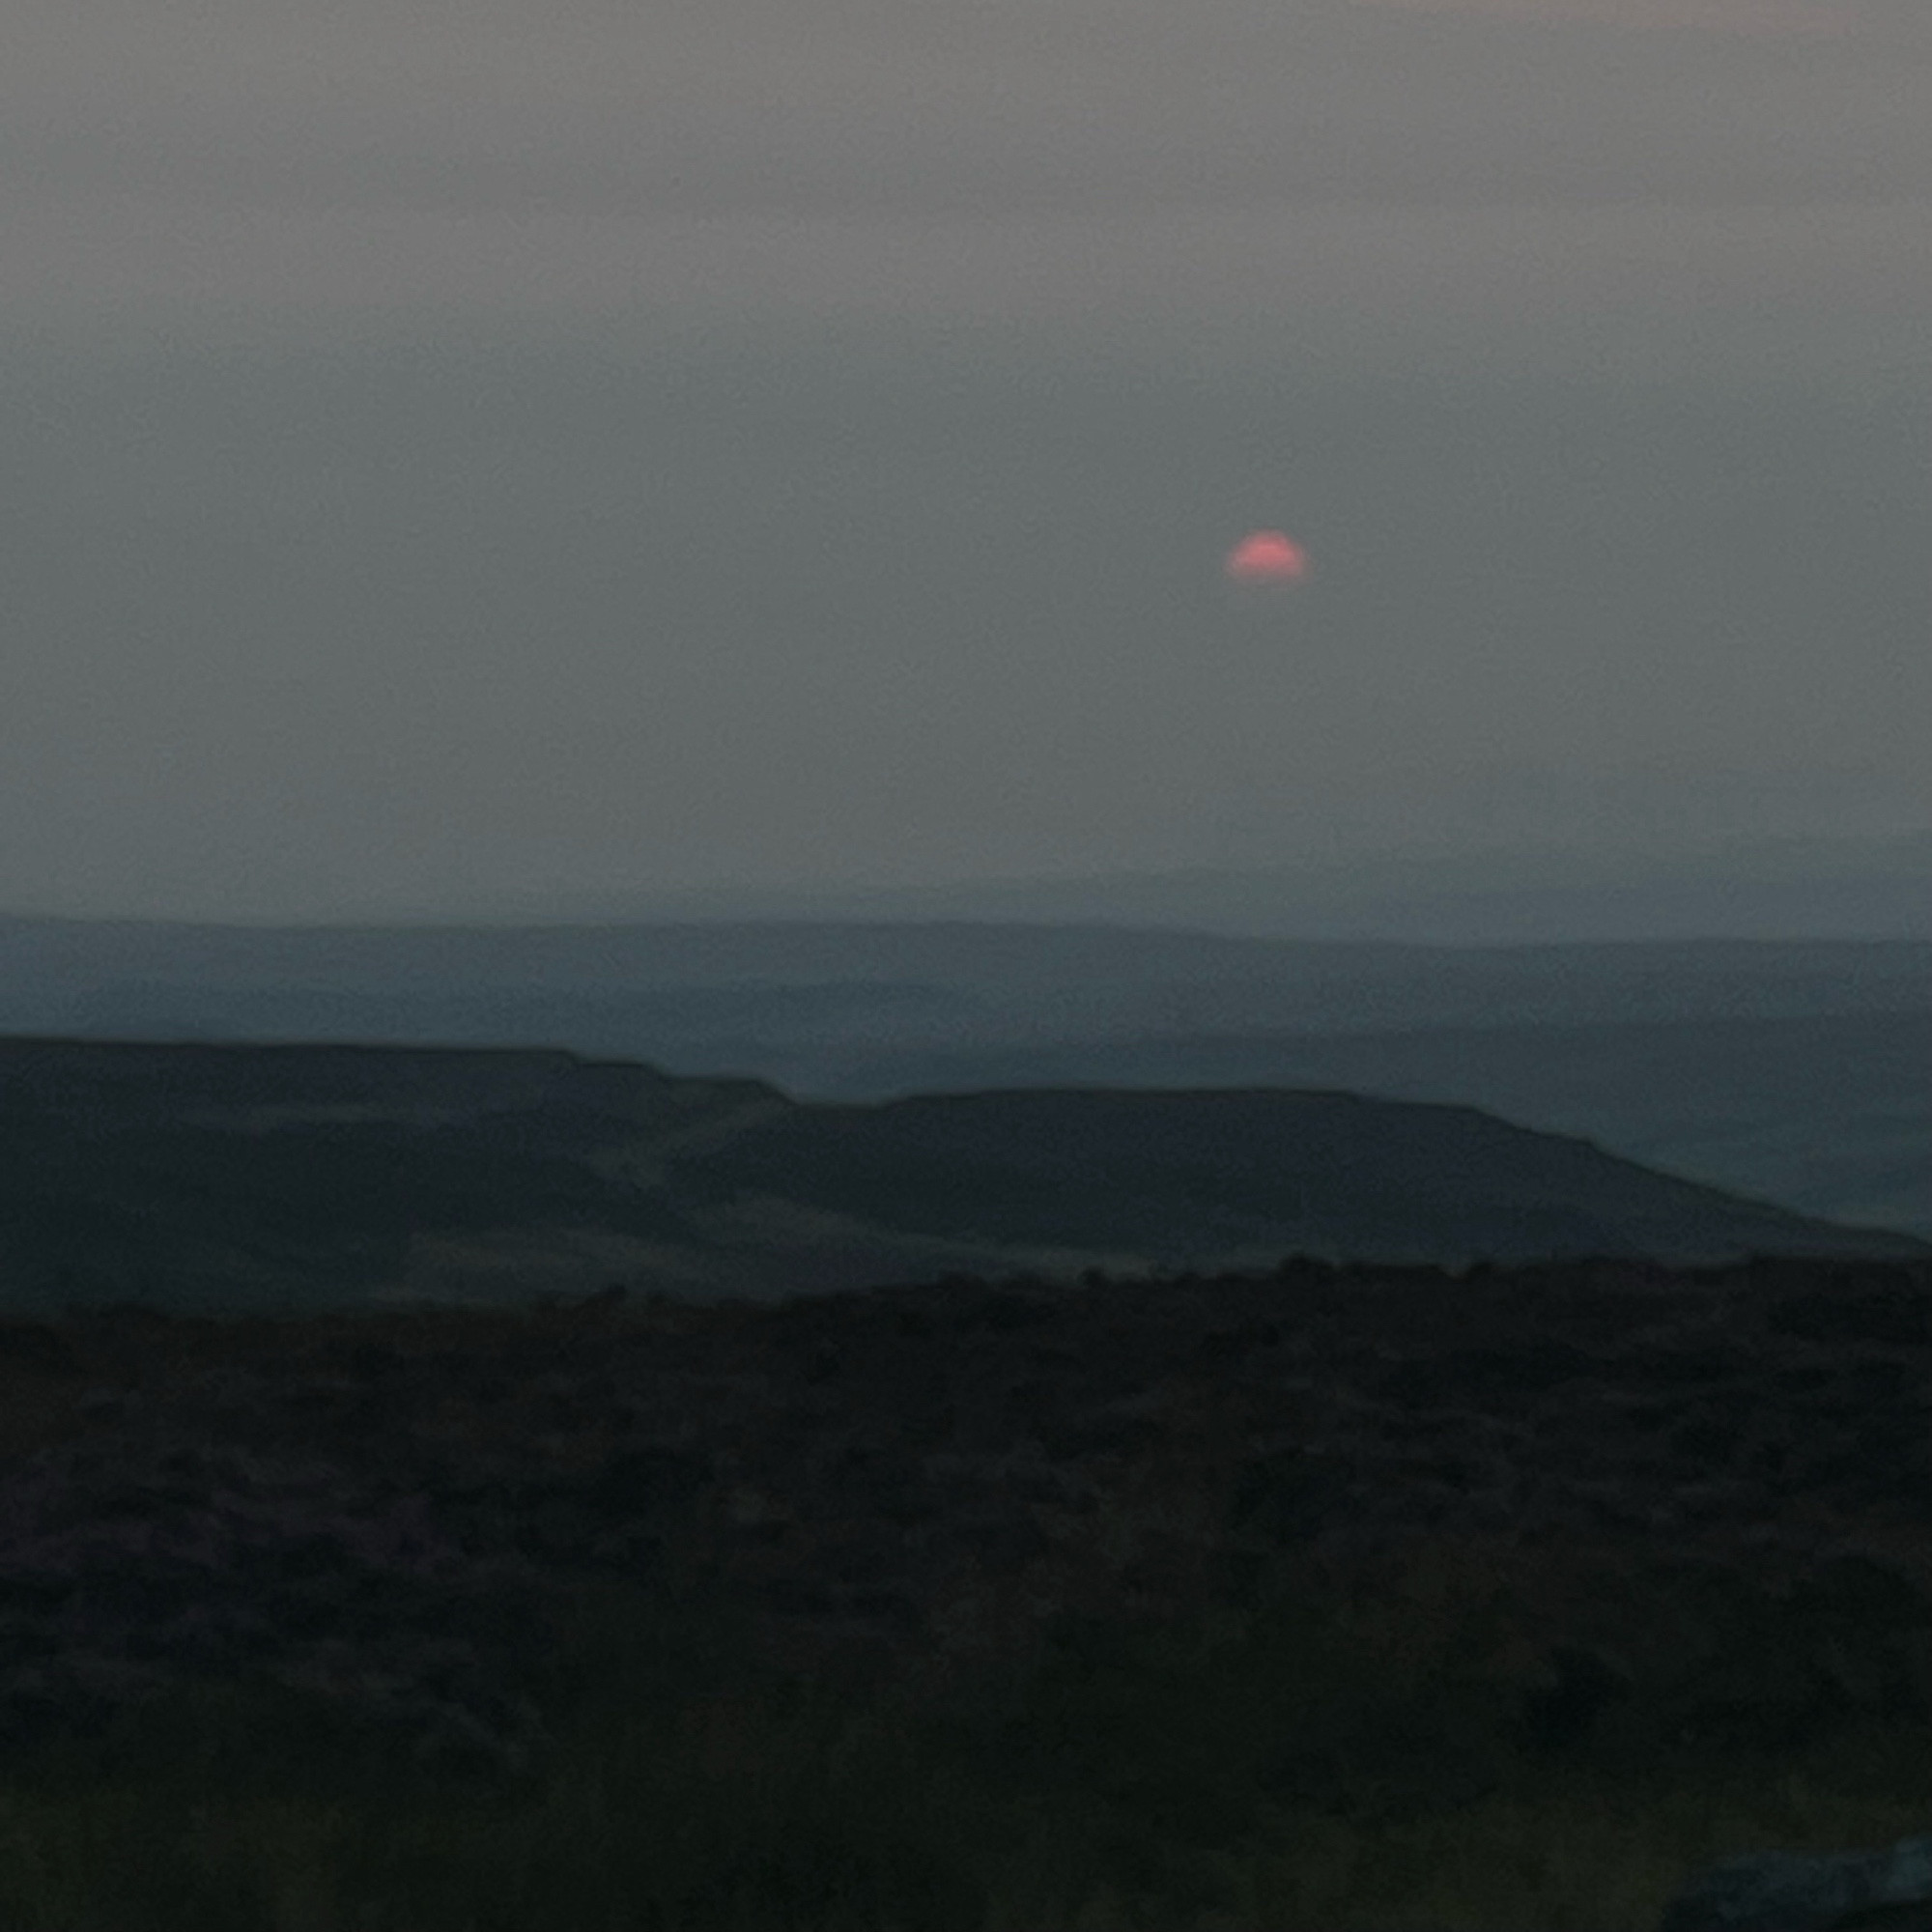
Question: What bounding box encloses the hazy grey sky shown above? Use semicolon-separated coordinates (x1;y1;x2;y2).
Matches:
2;0;1927;920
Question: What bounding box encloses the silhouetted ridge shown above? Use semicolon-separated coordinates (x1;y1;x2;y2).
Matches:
0;1039;1919;1319
667;1086;1915;1266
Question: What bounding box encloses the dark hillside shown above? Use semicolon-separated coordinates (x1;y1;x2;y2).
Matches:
0;1041;788;1314
0;1037;782;1130
6;919;1924;1251
772;1009;1932;1241
669;1087;1926;1268
0;1039;1920;1320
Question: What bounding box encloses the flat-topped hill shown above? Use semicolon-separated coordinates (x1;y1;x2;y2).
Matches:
0;1038;1920;1317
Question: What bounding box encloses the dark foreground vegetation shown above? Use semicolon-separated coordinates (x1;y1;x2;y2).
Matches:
0;1256;1930;1928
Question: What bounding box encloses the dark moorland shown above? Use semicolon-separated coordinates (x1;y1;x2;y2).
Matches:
0;1258;1930;1927
2;1037;1930;1926
0;1038;1920;1321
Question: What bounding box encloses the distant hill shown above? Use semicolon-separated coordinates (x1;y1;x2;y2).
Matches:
4;915;1928;1034
478;831;1932;943
0;1039;1919;1318
663;1086;1927;1272
763;1010;1932;1242
3;914;1926;1245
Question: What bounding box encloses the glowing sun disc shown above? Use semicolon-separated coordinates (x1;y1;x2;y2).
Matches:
1225;529;1310;584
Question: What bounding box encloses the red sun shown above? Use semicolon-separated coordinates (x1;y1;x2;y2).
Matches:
1225;529;1310;585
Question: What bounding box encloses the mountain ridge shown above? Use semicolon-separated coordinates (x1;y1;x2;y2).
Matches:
0;1037;1919;1320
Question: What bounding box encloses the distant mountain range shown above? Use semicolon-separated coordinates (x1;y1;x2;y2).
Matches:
471;830;1932;943
0;1039;1919;1319
4;913;1928;1032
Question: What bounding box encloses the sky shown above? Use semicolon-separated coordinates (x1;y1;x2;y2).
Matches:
1;0;1927;922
